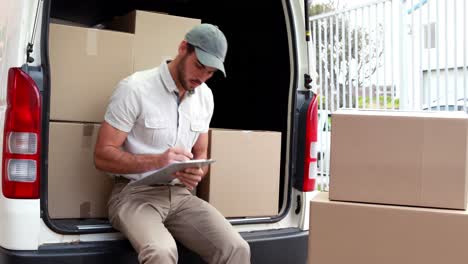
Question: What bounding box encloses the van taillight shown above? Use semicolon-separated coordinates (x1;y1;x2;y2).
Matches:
303;94;318;191
2;68;41;199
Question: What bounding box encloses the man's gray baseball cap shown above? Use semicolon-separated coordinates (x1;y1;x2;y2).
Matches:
185;24;228;77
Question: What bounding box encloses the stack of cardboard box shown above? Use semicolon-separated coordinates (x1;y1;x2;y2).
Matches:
48;11;282;219
48;11;200;219
308;109;468;264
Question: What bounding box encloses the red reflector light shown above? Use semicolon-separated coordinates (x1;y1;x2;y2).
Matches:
303;94;318;191
2;68;41;199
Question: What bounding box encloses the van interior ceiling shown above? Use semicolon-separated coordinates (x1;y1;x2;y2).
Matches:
49;0;291;212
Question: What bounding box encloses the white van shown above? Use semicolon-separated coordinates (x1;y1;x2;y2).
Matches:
0;0;319;263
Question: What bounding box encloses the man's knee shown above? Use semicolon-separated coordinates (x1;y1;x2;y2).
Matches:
138;242;178;264
232;238;250;258
219;237;250;263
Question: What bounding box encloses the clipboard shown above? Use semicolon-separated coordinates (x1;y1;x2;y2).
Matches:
128;159;215;187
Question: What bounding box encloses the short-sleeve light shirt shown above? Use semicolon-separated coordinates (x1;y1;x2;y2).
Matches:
104;61;214;181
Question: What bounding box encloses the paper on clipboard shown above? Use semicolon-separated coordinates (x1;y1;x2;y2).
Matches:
128;159;215;187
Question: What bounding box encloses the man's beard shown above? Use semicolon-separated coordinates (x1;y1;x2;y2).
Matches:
176;54;194;92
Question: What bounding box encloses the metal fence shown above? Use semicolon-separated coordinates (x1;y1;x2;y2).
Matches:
309;0;468;191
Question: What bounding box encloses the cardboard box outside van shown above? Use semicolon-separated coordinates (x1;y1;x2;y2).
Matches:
308;192;468;264
330;109;468;210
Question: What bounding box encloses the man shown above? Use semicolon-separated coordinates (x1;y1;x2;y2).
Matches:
94;24;251;264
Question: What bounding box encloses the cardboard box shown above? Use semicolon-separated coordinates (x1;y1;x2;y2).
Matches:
308;192;468;264
329;109;468;209
107;10;200;71
48;122;113;218
49;23;134;123
198;129;281;217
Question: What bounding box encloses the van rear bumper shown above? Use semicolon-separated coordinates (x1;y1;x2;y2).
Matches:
0;228;308;264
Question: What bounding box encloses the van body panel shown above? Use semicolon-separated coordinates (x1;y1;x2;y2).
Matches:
0;0;40;90
0;199;40;250
300;191;321;230
0;0;44;252
287;0;309;93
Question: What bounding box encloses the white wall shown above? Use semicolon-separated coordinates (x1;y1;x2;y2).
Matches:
406;0;468;108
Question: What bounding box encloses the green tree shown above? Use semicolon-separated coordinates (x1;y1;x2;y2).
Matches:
309;1;334;16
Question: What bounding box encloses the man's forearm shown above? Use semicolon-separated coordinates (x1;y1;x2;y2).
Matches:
95;145;162;174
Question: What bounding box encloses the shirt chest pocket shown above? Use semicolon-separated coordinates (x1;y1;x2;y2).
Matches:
144;118;174;146
188;119;208;147
190;120;207;132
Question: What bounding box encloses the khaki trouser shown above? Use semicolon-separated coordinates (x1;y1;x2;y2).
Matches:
108;181;251;264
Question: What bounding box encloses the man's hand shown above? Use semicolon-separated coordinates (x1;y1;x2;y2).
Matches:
159;147;193;168
175;167;204;190
159;147;202;189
